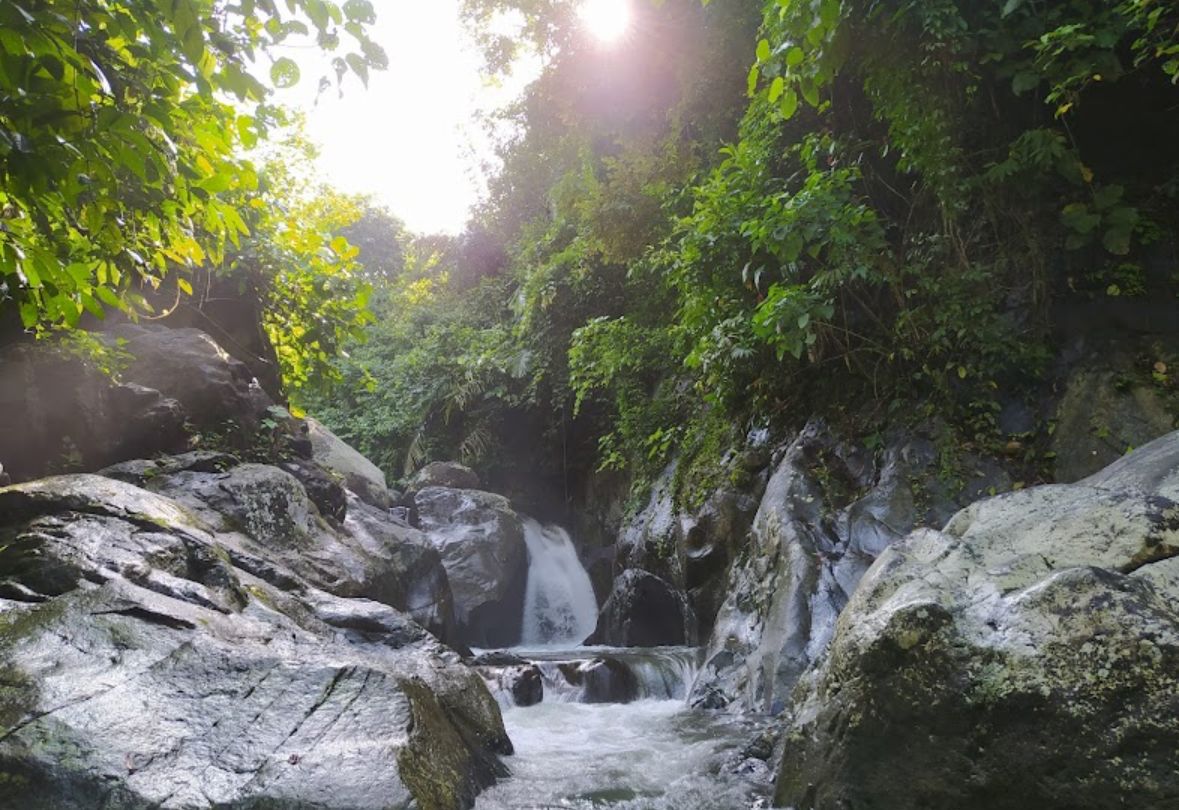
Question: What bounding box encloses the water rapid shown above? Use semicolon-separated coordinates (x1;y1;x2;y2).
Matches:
474;699;773;809
476;522;771;808
520;518;599;646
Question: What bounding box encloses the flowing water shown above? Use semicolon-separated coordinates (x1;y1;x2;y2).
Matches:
520;519;599;646
474;696;773;809
476;521;771;808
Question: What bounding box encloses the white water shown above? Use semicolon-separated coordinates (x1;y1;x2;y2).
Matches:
474;699;772;809
520;519;599;646
510;646;703;704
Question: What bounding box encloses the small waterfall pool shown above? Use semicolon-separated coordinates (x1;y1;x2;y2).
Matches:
475;522;773;808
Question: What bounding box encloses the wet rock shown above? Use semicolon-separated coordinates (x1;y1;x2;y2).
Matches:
508;665;544;707
414;487;528;647
306;417;392;508
588;569;692;647
773;430;1179;810
0;473;510;809
615;461;683;585
279;456;348;523
412;461;482;492
581;657;639;704
469;651;529;667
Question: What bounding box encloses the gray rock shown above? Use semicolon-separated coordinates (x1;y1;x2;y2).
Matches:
690;423;954;712
0;341;187;482
587;569;693;647
110;323;272;435
306;417;392;508
412;462;482;492
773;430;1179;810
1051;357;1175;482
0;473;510;809
414;487;528;647
101;460;455;640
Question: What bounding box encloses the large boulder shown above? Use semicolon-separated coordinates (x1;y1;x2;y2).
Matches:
414;487;528;648
587;569;692;647
411;462;482;492
306;417;392;508
109;323;272;435
99;454;455;640
773;431;1179;810
690;422;1006;712
0;340;187;482
0;473;510;809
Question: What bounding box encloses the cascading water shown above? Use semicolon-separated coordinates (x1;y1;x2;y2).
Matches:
472;520;772;807
519;518;599;646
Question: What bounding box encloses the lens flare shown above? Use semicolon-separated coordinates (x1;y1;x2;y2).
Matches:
578;0;632;44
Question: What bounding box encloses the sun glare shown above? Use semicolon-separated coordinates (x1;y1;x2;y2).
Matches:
579;0;632;44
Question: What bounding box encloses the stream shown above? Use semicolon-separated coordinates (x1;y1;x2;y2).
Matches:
474;691;772;809
472;520;773;809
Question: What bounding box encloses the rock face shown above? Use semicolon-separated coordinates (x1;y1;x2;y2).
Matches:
306;417;393;508
414;487;528;648
1050;348;1176;482
100;453;455;640
110;323;273;435
590;453;767;648
587;569;693;647
690;422;1006;712
412;462;482;492
0;340;188;482
774;431;1179;810
0;324;287;485
0;471;509;810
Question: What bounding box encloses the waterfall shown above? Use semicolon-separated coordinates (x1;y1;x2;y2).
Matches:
520;518;598;646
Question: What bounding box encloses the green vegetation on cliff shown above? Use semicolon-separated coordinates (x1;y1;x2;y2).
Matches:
306;0;1179;503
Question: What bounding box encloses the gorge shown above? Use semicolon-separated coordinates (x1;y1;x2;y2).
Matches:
3;0;1179;807
4;323;1177;808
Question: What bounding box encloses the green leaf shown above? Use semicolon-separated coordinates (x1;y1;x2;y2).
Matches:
345;52;368;87
756;38;771;63
768;76;785;103
1011;71;1040;95
779;88;799;119
747;65;759;95
270;57;301;89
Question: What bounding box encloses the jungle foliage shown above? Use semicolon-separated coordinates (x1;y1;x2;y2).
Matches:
311;0;1178;500
0;0;383;391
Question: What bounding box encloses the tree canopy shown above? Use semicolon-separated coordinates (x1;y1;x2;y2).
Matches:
0;0;384;367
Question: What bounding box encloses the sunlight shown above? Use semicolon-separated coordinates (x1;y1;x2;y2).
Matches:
579;0;632;44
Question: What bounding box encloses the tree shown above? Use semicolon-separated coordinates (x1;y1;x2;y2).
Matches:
0;0;386;333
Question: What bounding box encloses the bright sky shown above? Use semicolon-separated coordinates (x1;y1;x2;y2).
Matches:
273;1;529;235
275;0;631;235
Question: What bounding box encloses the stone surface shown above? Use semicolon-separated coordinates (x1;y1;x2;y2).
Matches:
690;422;997;713
414;487;528;648
412;462;482;492
110;323;272;434
0;341;187;482
1051;354;1175;482
100;457;455;640
773;430;1179;810
0;472;510;809
306;417;392;508
587;569;692;647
